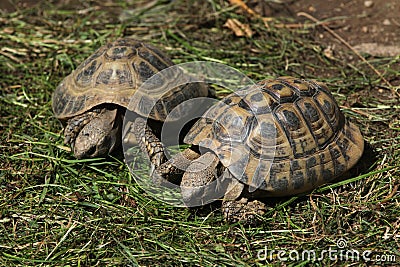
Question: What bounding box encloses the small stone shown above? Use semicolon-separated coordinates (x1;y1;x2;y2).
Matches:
323;46;335;60
383;19;391;25
361;26;368;33
343;25;351;31
364;1;374;8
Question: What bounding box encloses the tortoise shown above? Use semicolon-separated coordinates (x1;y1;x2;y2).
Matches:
52;38;210;163
155;76;364;223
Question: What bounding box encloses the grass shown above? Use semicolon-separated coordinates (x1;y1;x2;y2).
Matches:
1;0;399;266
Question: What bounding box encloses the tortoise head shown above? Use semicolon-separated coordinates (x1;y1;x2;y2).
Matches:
68;108;122;159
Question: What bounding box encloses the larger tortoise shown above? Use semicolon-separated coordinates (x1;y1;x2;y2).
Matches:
156;76;364;223
52;38;210;163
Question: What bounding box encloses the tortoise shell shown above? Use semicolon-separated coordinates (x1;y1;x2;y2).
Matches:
185;76;364;196
52;38;208;121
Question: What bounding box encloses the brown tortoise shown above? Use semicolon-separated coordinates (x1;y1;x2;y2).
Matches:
156;76;364;223
52;38;210;163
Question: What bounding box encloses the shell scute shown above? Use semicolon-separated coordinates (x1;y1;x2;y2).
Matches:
275;103;318;158
135;61;157;81
75;60;100;87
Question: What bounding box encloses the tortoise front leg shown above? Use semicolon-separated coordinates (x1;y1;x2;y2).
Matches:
130;117;166;169
154;148;201;184
64;109;102;147
124;117;200;182
179;152;228;206
221;171;266;224
171;151;266;222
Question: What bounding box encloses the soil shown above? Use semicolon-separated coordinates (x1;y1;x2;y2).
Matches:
1;0;399;56
260;0;400;56
291;0;400;56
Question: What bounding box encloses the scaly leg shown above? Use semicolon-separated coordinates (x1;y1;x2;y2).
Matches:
131;117;166;169
180;152;228;207
154;148;201;184
64;109;102;147
221;172;266;224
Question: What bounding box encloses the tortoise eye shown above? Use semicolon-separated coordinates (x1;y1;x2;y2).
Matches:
86;146;96;156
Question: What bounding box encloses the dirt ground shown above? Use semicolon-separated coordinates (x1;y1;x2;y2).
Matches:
244;0;400;56
286;0;400;56
2;0;399;57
